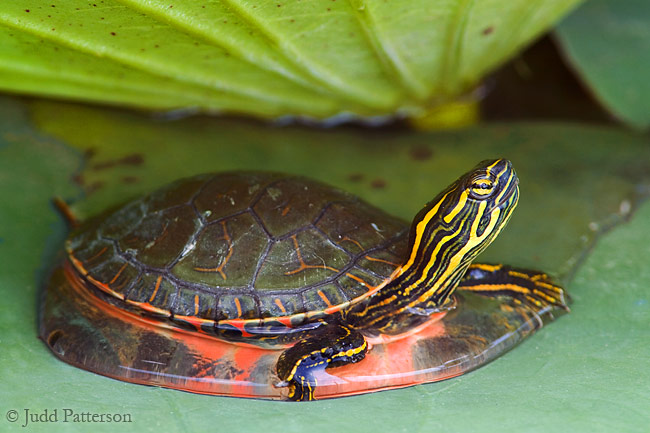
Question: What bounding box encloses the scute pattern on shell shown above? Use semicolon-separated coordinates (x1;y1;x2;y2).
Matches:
67;173;409;321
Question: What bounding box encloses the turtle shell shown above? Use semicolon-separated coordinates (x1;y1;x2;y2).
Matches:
66;172;409;328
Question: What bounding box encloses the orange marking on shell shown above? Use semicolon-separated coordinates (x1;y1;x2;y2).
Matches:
274;298;287;313
364;255;400;267
86;273;125;300
149;275;163;303
67;253;88;276
341;236;363;251
317;290;333;307
234;298;243;318
64;257;123;300
226;319;254;338
174;314;213;333
84;246;108;263
324;305;344;315
125;299;171;317
285;234;339;275
344;272;377;289
281;204;291;216
194;294;200;316
275;315;294;328
109;262;129;285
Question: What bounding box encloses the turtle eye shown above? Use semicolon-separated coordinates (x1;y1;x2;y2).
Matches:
469;177;496;199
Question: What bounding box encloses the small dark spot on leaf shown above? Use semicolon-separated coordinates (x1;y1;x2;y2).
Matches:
223;20;228;23
51;28;56;31
84;148;97;159
290;19;295;23
91;153;144;171
347;173;364;183
110;31;116;36
25;9;30;12
122;176;139;184
93;3;97;6
155;44;159;48
409;145;433;161
100;17;104;20
327;8;331;11
277;3;281;6
51;4;56;7
86;181;105;195
169;5;173;8
482;26;494;35
371;179;387;189
72;174;85;186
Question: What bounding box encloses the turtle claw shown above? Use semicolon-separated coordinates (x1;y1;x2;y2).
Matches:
459;264;570;318
516;271;571;314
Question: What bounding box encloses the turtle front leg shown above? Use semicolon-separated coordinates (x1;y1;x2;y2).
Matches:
276;323;367;401
458;264;570;314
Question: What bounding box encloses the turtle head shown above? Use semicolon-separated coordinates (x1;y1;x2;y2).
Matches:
394;159;519;307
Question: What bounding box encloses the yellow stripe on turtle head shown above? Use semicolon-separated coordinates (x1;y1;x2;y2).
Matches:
392;159;519;306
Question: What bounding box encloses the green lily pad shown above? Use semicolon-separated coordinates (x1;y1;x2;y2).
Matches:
0;0;583;119
1;96;648;432
555;0;650;130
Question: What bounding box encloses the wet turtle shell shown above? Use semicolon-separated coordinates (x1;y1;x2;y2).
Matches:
66;172;410;329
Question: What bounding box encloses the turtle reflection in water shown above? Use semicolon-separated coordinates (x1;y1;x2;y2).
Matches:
41;159;569;401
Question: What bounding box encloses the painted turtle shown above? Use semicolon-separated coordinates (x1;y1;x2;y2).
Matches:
41;159;569;401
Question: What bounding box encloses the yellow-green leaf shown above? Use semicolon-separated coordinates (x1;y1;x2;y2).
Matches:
0;0;583;119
